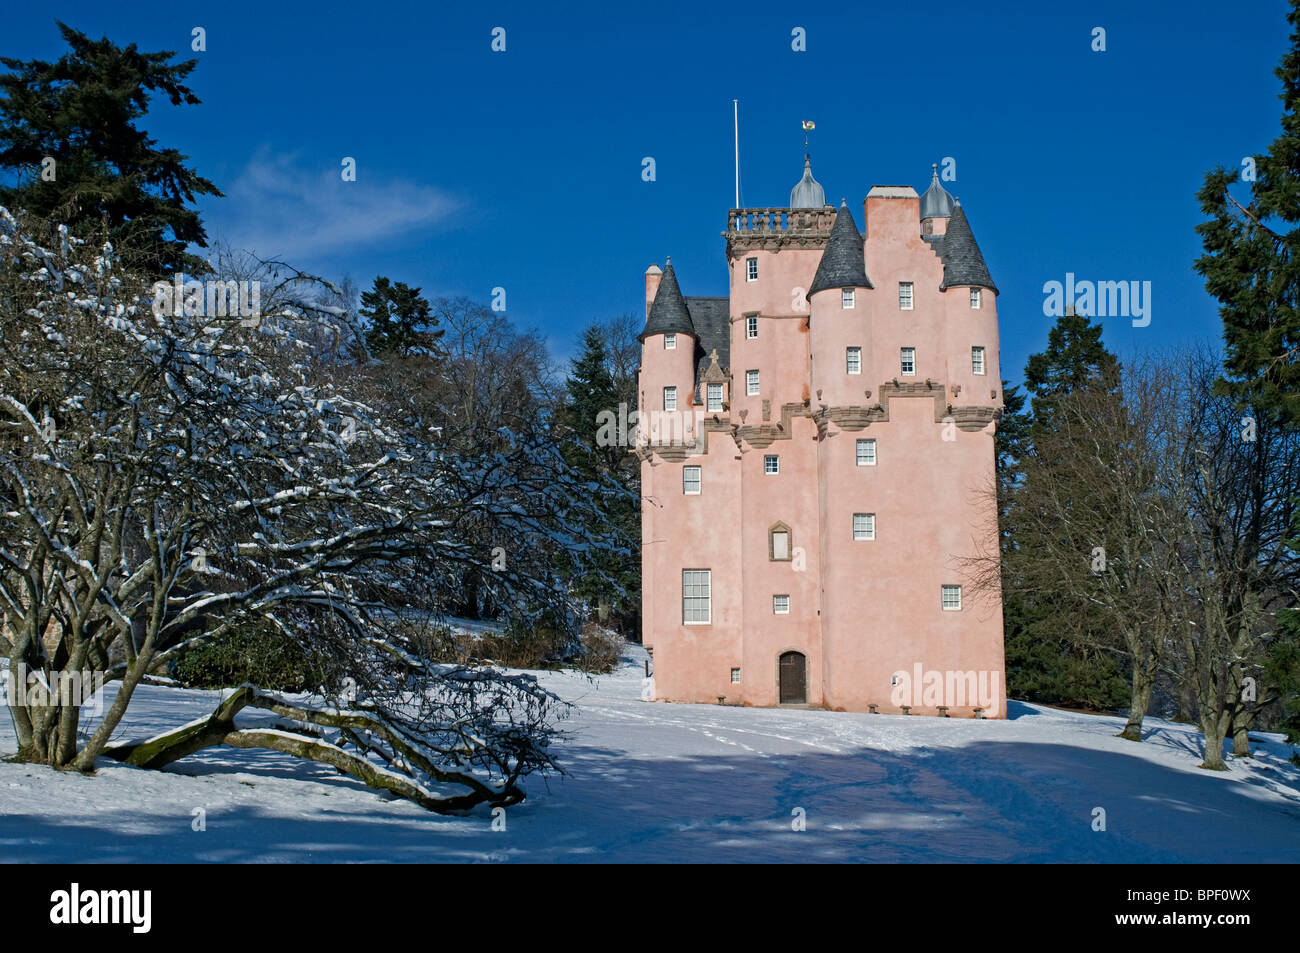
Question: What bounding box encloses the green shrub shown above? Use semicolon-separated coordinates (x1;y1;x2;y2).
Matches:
172;625;336;692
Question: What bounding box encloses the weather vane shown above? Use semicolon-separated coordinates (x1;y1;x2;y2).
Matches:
802;119;815;151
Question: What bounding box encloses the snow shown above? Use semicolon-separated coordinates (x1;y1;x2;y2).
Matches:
2;645;1298;863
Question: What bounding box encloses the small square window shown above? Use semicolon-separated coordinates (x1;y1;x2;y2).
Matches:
664;332;676;350
763;454;779;475
853;513;875;541
746;258;758;281
773;594;791;615
899;282;914;311
746;369;760;396
970;289;982;309
942;585;962;611
846;346;861;375
900;347;916;376
972;346;986;376
842;289;855;309
707;383;723;412
683;465;701;495
731;667;741;684
663;386;677;411
746;316;758;339
856;438;876;466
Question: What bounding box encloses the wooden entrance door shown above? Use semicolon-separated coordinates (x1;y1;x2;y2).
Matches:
779;651;807;705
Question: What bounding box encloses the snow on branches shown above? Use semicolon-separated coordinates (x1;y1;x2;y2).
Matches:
0;209;626;810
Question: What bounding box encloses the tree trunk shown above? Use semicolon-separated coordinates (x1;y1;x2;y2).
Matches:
1175;677;1197;724
1118;649;1156;741
1232;715;1252;758
105;685;524;814
1232;722;1253;754
1199;708;1230;770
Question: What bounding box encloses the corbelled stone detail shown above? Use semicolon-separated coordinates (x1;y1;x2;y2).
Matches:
637;381;999;462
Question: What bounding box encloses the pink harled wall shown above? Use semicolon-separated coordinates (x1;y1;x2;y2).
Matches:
641;189;1005;717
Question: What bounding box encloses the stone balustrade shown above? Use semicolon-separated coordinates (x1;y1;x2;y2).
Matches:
724;206;836;255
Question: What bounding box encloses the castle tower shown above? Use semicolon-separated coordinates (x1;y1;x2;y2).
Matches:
638;154;1005;717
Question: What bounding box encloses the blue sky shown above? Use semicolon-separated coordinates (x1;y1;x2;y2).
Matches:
4;0;1292;382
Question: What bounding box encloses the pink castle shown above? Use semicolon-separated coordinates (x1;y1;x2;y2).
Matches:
636;157;1006;717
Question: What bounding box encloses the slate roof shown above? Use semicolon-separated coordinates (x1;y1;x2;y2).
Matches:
684;296;730;399
919;163;955;220
789;155;827;209
809;202;872;297
639;261;696;341
936;201;997;294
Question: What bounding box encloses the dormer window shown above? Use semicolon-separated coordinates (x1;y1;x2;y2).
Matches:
746;258;758;281
842;289;855;309
665;332;676;349
707;383;723;412
970;289;982;310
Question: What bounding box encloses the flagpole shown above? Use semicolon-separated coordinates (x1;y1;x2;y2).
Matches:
733;99;740;209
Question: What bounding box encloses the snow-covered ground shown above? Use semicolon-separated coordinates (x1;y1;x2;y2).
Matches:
3;646;1298;863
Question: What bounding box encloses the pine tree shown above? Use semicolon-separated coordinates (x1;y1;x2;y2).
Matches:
1196;0;1300;428
1003;314;1129;711
558;324;638;631
1196;1;1300;747
361;277;442;358
563;326;620;471
1023;310;1122;430
0;23;222;275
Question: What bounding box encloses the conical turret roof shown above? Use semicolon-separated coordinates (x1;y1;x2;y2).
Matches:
809;201;872;296
938;202;997;293
640;260;696;340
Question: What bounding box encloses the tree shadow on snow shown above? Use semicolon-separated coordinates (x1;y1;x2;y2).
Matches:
3;733;1298;864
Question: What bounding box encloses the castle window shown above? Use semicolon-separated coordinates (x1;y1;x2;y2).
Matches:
899;282;914;311
746;257;758;281
682;570;711;624
665;332;676;350
769;523;791;560
842;289;855;309
972;346;986;375
970;289;982;309
664;386;677;411
763;454;779;475
746;316;758;338
746;369;760;396
773;594;791;615
846;347;861;375
707;383;723;412
683;465;701;495
731;668;742;683
942;585;962;611
900;347;916;376
856;438;876;466
852;513;875;541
